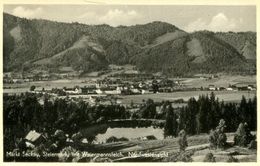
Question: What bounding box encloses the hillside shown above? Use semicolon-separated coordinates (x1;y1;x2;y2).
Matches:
214;32;256;60
3;13;256;76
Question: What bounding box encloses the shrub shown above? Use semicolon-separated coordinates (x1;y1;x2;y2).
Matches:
106;136;129;143
106;136;118;143
54;130;66;140
209;119;227;149
217;132;227;149
178;130;188;152
248;140;257;149
226;155;238;162
234;123;254;147
203;153;216;162
30;85;36;91
71;132;83;144
175;150;194;162
209;129;218;149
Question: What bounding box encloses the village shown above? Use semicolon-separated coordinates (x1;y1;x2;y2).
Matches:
4;72;256;94
3;70;256;108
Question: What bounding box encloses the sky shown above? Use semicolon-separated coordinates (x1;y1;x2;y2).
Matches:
3;5;256;32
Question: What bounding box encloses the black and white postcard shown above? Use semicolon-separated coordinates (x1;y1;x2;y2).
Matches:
1;0;258;163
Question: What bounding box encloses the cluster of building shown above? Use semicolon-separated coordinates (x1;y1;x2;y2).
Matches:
208;84;256;91
50;81;256;97
47;78;182;96
3;72;80;84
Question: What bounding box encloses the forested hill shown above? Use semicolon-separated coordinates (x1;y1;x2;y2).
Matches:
3;13;256;76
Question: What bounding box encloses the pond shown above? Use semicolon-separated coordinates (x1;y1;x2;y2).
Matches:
79;120;165;143
96;127;164;143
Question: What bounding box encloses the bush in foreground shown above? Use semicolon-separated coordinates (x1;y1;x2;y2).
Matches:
106;136;129;143
178;130;188;152
234;123;254;147
203;153;216;162
226;155;238;162
248;140;257;149
209;119;227;149
176;151;193;162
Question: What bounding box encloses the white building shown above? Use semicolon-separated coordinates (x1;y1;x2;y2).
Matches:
105;87;122;95
226;87;233;91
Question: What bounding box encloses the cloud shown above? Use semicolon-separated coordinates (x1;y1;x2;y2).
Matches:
184;13;242;32
12;6;43;18
78;9;143;26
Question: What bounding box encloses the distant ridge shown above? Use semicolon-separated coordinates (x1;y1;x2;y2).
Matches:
3;13;256;76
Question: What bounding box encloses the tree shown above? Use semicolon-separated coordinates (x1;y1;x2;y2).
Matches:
152;80;159;93
185;97;198;135
239;95;247;122
207;92;218;129
249;96;257;131
30;85;36;91
252;96;257;130
216;119;227;149
178;107;187;133
209;129;218;149
209;119;227;149
234;123;254;147
196;95;210;134
140;99;156;119
164;104;178;137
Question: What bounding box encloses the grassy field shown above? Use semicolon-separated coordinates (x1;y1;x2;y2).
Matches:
4;74;255;89
3;78;97;92
120;90;256;104
182;75;256;88
90;132;256;162
3;75;256;106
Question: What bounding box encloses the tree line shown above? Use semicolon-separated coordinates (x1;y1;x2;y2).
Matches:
3;93;130;152
164;92;256;137
3;92;256;153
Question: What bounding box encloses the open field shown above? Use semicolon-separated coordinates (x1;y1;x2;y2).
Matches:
120;90;256;104
182;75;256;88
3;74;256;93
89;132;256;162
3;78;97;93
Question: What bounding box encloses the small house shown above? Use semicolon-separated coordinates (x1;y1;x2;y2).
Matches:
248;85;256;91
81;86;97;94
25;130;46;146
63;87;82;94
208;85;216;91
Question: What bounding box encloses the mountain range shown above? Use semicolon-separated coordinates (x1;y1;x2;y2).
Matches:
3;13;256;76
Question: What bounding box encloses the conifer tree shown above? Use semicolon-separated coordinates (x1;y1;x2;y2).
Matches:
164;104;178;137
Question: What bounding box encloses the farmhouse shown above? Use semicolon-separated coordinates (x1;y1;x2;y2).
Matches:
25;130;46;146
63;87;82;94
226;87;234;91
104;87;122;95
248;85;256;90
130;88;141;94
141;89;153;94
81;86;97;94
235;83;256;91
208;85;216;91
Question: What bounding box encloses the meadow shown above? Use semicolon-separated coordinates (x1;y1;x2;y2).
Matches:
90;132;256;162
120;90;256;104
